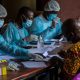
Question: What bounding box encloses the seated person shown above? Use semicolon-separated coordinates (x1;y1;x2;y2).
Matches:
29;0;62;41
0;4;43;60
21;6;34;30
59;18;80;80
3;6;34;47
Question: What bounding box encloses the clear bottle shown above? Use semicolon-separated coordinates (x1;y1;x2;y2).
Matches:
37;35;44;50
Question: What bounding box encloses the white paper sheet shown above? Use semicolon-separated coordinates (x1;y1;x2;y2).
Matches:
28;48;43;54
43;51;48;57
0;55;15;61
28;44;61;54
22;61;47;68
43;54;64;62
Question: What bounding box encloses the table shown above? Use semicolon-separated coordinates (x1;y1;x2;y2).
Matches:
0;62;55;80
0;41;66;80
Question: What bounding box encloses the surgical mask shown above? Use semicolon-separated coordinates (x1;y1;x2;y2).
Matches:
47;14;57;21
0;19;4;28
22;20;32;28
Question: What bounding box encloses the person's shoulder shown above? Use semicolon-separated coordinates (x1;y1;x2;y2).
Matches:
7;21;15;27
32;16;43;26
33;16;43;22
69;42;80;54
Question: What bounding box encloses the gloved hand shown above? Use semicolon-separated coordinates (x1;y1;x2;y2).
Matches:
28;53;44;61
7;61;20;71
52;17;59;28
29;34;38;41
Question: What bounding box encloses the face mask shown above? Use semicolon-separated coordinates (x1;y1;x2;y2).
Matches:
22;20;32;28
47;14;57;21
0;19;4;28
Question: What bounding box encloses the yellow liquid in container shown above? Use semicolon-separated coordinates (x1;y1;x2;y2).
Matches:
2;67;7;75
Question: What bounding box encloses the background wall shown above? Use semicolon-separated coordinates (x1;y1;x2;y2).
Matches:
36;0;49;11
36;0;80;21
2;0;36;20
57;0;80;21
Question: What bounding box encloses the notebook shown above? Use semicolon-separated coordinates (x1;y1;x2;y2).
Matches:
22;61;47;68
0;55;15;61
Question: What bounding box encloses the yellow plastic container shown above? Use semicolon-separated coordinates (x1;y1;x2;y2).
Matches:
0;60;7;75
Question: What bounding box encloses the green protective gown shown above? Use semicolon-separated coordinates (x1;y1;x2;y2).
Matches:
30;15;62;41
3;22;29;47
0;34;31;60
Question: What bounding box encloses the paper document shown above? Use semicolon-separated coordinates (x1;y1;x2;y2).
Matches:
43;54;64;62
22;61;47;68
0;55;15;60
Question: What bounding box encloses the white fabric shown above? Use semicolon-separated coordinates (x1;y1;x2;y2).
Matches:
44;0;60;11
22;61;47;68
0;4;7;17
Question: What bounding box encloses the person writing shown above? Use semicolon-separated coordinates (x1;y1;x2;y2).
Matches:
30;0;62;41
0;4;43;60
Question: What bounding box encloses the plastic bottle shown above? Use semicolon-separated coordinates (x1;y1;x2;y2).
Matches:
37;36;44;50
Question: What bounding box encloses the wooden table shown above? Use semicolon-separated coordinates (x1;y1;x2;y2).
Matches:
0;62;55;80
0;43;64;80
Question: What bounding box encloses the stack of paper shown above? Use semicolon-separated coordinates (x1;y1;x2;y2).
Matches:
22;61;47;68
0;55;15;61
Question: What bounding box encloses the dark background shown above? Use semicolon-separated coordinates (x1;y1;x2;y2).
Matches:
36;0;50;11
0;0;3;4
57;0;80;21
